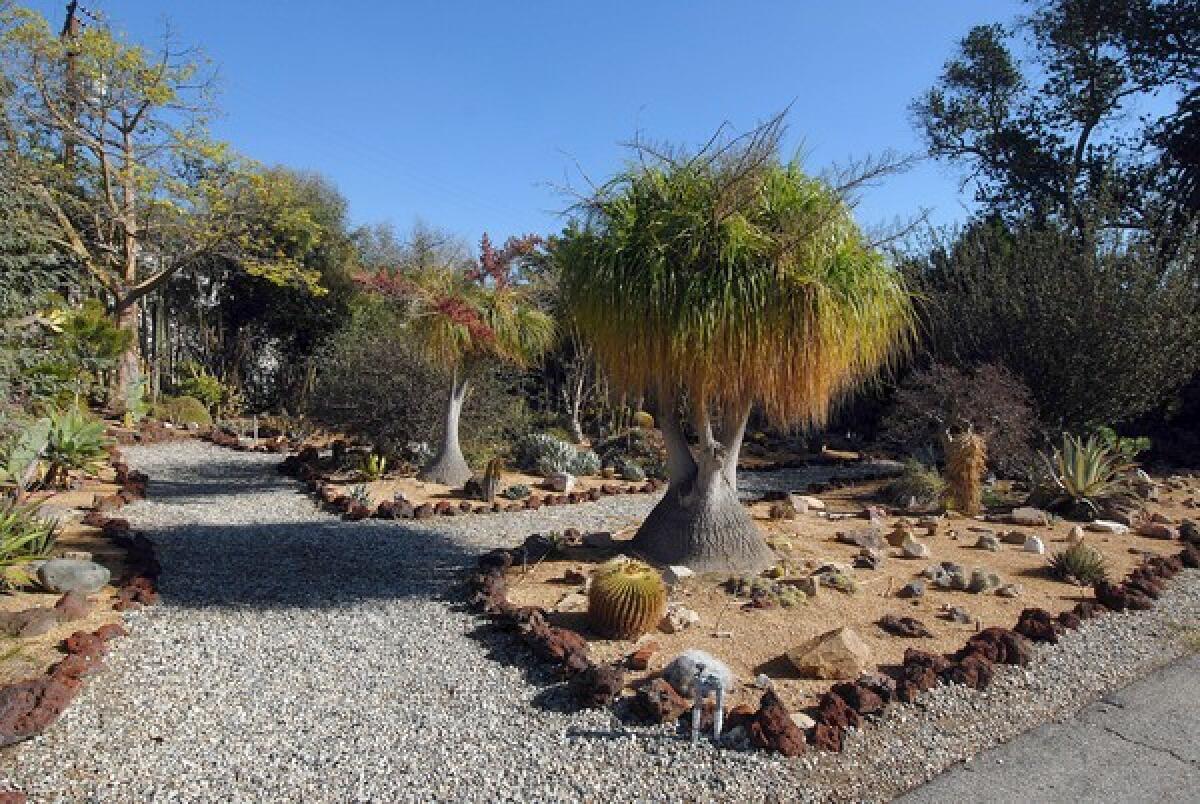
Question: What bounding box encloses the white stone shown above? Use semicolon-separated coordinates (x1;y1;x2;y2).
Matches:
795;495;825;511
658;602;700;634
1023;535;1045;554
553;592;588;612
1067;525;1085;543
1087;520;1129;535
662;565;695;586
786;494;809;515
902;536;930;559
790;712;816;730
662;649;733;695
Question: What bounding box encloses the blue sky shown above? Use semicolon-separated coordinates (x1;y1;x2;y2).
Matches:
30;0;1025;241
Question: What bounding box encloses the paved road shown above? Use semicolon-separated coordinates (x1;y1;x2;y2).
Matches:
899;653;1200;803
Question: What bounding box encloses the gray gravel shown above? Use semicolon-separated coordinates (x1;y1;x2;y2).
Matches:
3;441;1197;802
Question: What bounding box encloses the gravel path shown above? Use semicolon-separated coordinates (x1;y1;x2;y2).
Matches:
3;442;1197;802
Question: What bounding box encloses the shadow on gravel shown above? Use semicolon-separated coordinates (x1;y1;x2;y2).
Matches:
138;519;481;611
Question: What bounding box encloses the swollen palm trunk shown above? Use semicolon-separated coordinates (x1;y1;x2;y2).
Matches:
632;453;774;574
419;377;473;487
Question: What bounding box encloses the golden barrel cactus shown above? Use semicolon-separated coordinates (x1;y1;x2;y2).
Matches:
587;559;667;639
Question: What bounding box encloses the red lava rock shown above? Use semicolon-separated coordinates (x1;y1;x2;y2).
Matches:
101;518;130;538
830;681;886;716
575;663;626;708
468;570;509;613
600;484;619;496
94;623;127;641
811;722;843;752
748;690;807;756
635;678;690;723
627;641;660;671
458;501;473;513
1057;610;1082;630
1015;608;1060;644
94;494;124;512
53;592;91;622
0;789;27;803
961;627;1033;666
374;501;396;519
414;504;434;519
1094;580;1130;611
0;676;79;748
50;653;102;681
63;631;107;658
345;503;371;521
1181;544;1200;568
1073;601;1107;619
942;654;994;689
80;511;108;528
816;691;862;731
433;501;453;516
523;617;590;675
878;614;933;638
587;488;602;501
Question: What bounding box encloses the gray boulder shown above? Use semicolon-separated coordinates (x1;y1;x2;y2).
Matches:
37;558;111;594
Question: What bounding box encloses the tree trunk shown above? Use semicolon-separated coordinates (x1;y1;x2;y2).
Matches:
419;374;473;486
109;300;141;413
631;402;774;573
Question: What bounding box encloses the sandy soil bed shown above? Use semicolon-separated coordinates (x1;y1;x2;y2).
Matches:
1;472;128;686
506;476;1195;714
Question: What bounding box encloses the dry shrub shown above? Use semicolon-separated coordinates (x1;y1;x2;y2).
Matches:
944;430;987;515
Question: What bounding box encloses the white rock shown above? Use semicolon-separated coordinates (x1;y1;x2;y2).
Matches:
662;565;695;586
786;494;810;515
658;602;700;634
902;536;930;559
1087;520;1129;535
1067;525;1085;543
1023;535;1045;554
795;495;825;511
790;712;816;730
553;592;588;612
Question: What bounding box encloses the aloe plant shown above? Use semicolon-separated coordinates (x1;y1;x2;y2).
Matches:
1039;433;1133;516
44;406;111;487
1;499;58;589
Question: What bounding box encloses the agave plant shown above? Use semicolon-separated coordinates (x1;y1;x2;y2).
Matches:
0;419;50;499
360;452;387;481
43;406;111;487
1;499;59;589
1038;433;1133;517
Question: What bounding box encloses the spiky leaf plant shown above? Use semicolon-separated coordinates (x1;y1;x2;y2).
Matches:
556;117;913;572
44;406;110;487
944;430;987;515
587;558;668;639
1048;542;1109;585
880;460;946;509
1039;433;1133;518
1;499;58;589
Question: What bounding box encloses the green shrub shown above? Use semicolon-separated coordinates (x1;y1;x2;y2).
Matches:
618;460;646;482
594;428;667;479
880;460;946;508
570;449;601;477
1047;542;1109;585
44;406;109;486
0;498;58;589
156;395;213;428
501;483;531;500
177;364;224;412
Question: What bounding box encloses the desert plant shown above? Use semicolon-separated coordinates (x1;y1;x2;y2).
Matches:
880;460;947;509
534;438;578;477
501;483;531;500
481;457;503;502
587;558;668;639
1093;426;1151;465
1047;542;1109;585
356;233;554;486
0;418;50;499
1038;433;1133;518
0;499;58;589
880;362;1038;477
593;428;667;480
557;119;912;571
726;575;806;607
632;411;655;429
618;460;646;482
348;484;372;507
944;430;987;515
177;363;226;414
43;406;110;487
155;395;213;428
361;452;388;481
569;449;601;477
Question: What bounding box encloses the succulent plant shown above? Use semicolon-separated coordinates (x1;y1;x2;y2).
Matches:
1038;433;1133;517
360;452;387;481
632;411;655;429
1048;542;1110;585
348;484;372;507
618;460;646;482
587;558;668;639
501;483;531;500
944;429;987;515
481;458;503;502
725;575;806;607
570;449;602;477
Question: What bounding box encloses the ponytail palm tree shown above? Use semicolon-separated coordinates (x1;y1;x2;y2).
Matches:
359;234;554;486
556;127;913;572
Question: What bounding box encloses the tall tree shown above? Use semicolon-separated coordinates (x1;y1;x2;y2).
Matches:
912;0;1198;236
556;122;913;572
358;232;554;486
0;5;316;409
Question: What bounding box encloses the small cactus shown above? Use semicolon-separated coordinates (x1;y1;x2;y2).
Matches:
944;429;987;515
482;458;503;503
587;559;668;639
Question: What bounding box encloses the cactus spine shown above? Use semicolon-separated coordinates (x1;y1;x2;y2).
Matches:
587;559;667;639
943;429;987;516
